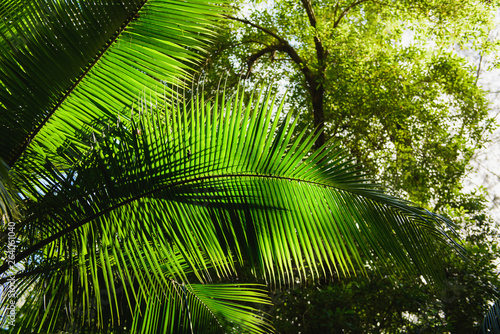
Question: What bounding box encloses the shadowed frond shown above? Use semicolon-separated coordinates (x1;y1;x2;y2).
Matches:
482;298;500;334
131;283;273;334
0;0;225;169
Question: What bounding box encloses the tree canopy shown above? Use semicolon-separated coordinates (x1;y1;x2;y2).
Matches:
204;0;499;207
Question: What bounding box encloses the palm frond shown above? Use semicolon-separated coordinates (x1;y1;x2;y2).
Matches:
131;283;273;334
482;298;500;334
1;88;459;332
0;0;224;168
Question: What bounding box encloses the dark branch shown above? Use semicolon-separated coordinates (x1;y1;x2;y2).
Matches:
299;0;327;64
333;0;370;28
226;15;288;45
333;1;340;21
476;53;483;85
245;45;282;76
300;0;317;28
226;14;326;148
225;15;315;86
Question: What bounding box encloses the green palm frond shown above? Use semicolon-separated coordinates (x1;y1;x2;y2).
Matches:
482;298;500;334
131;283;273;334
0;0;224;169
1;88;458;332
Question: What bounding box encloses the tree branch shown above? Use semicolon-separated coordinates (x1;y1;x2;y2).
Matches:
300;0;317;28
235;39;271;48
226;15;315;86
212;39;270;58
333;0;370;28
226;15;287;45
333;0;340;22
299;0;328;64
226;14;326;148
245;45;281;76
476;53;483;85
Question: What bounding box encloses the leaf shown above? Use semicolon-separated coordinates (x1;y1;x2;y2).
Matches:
1;88;459;332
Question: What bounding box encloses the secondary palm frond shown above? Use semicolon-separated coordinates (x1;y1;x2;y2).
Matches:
0;0;223;170
1;88;458;332
482;298;500;334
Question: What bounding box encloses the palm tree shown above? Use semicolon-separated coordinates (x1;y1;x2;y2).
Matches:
0;1;458;332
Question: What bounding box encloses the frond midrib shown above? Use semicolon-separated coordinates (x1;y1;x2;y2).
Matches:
0;171;368;276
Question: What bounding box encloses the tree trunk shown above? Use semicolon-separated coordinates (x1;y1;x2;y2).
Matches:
310;81;325;149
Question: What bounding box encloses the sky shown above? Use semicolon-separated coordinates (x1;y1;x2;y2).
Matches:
466;50;500;220
458;12;500;221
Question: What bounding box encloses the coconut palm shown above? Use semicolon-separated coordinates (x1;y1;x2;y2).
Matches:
0;1;458;333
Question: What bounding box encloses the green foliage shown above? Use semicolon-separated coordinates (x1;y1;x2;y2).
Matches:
199;3;500;331
203;0;498;207
0;0;221;170
0;158;19;221
272;193;500;333
1;86;459;332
